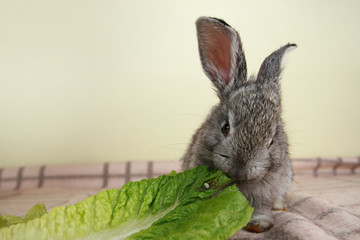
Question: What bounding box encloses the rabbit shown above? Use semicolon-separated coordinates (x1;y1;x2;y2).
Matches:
182;16;296;233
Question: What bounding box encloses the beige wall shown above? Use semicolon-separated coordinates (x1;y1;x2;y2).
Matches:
1;0;359;167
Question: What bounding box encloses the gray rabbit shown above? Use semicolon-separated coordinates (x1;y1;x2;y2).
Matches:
182;17;295;233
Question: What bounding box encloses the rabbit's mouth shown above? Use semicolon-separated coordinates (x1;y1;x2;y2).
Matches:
231;175;264;183
230;175;258;182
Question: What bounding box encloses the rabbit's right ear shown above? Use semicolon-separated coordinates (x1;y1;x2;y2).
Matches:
196;17;247;98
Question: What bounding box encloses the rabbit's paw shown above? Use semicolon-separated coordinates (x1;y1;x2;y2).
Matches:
272;198;288;211
244;215;273;233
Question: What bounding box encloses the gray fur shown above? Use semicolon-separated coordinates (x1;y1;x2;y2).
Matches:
182;16;295;233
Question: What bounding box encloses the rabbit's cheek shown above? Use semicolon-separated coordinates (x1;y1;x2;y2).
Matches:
213;154;232;175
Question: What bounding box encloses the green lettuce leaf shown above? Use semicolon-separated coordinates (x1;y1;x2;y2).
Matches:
0;215;7;229
0;166;253;240
0;204;48;229
24;204;47;222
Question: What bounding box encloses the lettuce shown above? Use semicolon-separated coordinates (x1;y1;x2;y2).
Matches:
0;204;47;229
0;166;253;240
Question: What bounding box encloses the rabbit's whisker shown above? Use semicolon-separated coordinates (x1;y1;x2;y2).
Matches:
197;143;229;159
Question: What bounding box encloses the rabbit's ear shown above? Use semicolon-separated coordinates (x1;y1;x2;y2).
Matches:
257;43;296;84
196;17;247;97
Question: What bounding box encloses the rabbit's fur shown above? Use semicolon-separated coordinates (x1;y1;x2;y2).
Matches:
182;17;295;233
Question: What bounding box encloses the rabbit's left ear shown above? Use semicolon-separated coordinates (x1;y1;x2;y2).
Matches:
196;17;247;98
257;43;297;84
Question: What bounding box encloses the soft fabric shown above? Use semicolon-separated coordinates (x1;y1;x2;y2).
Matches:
1;158;360;239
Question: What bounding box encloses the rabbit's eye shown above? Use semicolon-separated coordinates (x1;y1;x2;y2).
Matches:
268;138;274;148
221;122;230;137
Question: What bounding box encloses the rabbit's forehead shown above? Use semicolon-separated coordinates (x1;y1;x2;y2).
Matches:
228;85;281;127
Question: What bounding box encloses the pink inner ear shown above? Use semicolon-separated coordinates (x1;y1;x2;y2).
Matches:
203;25;232;84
